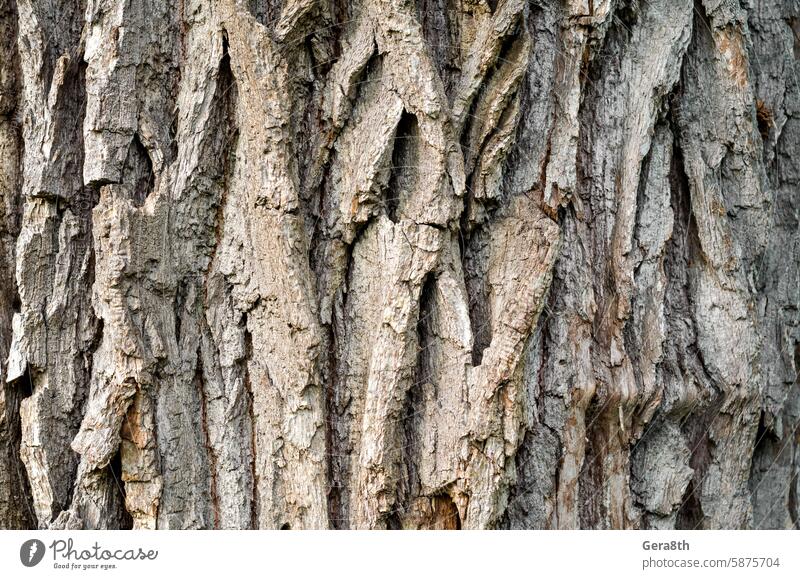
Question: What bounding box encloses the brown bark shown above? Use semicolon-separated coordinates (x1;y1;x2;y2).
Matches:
0;0;797;530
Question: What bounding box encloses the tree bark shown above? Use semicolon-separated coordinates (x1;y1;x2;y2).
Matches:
0;0;797;530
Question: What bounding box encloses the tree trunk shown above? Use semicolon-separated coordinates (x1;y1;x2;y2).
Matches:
0;0;797;530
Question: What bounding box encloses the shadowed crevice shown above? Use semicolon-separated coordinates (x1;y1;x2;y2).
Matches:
386;111;420;223
122;134;154;208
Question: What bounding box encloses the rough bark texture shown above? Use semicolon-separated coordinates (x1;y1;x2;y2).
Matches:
0;0;797;530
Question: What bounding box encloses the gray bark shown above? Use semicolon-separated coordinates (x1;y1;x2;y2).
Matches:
0;0;797;530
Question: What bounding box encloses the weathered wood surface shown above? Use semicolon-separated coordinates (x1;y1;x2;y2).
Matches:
0;0;797;529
